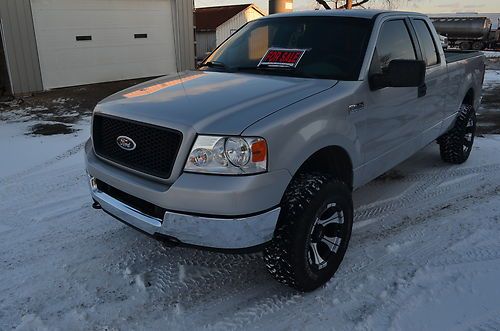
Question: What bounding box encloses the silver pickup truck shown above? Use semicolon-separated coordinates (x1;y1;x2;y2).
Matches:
86;10;485;291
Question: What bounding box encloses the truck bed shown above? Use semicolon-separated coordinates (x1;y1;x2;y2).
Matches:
444;50;483;63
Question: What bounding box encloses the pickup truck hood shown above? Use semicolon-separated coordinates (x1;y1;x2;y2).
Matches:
95;70;337;134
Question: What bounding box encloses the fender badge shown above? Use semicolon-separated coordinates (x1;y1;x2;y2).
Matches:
348;102;365;113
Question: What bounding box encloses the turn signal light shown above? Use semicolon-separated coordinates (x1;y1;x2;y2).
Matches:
251;140;267;163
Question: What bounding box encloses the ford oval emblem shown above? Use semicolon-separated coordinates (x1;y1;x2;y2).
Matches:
116;136;136;151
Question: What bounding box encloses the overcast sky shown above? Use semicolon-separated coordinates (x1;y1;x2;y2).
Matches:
195;0;500;13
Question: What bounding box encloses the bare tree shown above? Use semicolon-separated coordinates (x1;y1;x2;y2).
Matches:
316;0;397;10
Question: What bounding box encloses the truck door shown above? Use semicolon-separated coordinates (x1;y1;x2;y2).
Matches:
361;19;422;169
410;18;447;146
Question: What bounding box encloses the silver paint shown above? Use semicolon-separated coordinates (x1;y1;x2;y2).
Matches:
85;10;485;249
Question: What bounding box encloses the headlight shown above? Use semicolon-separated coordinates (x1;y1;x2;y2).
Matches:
185;136;267;175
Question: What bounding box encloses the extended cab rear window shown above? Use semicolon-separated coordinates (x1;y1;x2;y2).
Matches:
412;19;440;66
202;16;373;81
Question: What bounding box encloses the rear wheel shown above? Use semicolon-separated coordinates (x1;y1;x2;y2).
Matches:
460;42;471;50
264;173;353;292
438;104;476;164
472;41;484;50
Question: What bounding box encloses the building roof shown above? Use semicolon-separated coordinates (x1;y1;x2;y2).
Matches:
195;4;265;31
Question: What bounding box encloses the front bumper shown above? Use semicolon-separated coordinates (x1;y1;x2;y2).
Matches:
85;139;291;216
89;176;281;250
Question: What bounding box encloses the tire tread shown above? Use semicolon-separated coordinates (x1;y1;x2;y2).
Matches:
264;173;351;291
439;104;476;164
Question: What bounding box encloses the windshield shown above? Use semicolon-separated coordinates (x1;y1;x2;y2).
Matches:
201;16;373;81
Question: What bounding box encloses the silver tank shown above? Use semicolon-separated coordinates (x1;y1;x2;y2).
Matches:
431;17;492;40
269;0;293;14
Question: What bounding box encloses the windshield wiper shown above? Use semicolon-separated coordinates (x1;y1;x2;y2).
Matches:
234;66;318;79
236;65;293;70
201;61;230;71
202;63;322;79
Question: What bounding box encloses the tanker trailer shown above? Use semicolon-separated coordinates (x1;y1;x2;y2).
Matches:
431;17;492;50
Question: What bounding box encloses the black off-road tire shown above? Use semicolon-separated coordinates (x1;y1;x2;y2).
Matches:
263;173;353;292
472;41;484;51
460;42;471;50
438;104;476;164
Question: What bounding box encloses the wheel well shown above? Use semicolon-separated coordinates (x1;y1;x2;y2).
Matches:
463;89;474;106
294;146;353;190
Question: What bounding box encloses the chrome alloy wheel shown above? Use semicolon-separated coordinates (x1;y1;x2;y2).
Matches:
308;202;345;270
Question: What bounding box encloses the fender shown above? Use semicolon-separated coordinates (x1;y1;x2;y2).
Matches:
281;132;358;180
242;83;362;188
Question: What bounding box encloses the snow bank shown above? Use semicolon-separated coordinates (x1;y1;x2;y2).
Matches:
484;51;500;58
482;70;500;94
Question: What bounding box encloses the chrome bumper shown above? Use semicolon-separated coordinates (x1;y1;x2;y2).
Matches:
89;177;280;250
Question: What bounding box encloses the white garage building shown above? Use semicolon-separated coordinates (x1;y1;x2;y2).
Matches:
0;0;194;95
195;4;265;61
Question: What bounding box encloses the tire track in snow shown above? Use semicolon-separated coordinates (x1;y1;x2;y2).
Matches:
456;310;500;331
219;181;500;328
205;290;301;331
112;241;272;315
354;162;500;222
0;142;85;186
201;218;437;328
3;135;499;329
427;246;500;268
202;179;500;330
468;317;500;331
19;193;89;214
0;163;87;212
203;230;441;330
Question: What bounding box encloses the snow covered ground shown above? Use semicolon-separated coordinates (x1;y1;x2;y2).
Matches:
2;127;500;331
1;71;500;330
484;51;500;59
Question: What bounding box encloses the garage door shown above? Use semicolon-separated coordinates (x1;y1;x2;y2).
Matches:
31;0;177;89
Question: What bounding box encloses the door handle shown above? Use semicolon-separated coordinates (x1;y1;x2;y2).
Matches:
418;84;427;98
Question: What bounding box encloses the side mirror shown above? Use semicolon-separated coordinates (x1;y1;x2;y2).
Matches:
370;60;426;90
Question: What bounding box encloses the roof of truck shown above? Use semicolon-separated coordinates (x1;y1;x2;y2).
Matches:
266;9;423;20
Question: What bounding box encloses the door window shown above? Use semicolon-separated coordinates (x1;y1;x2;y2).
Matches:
370;20;417;73
412;19;439;66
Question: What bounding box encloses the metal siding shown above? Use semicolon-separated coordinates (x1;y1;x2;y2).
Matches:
216;8;264;46
171;0;195;71
0;0;193;94
216;11;246;46
0;0;42;94
195;31;216;60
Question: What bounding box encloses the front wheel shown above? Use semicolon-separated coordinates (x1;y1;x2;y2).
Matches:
264;173;353;292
